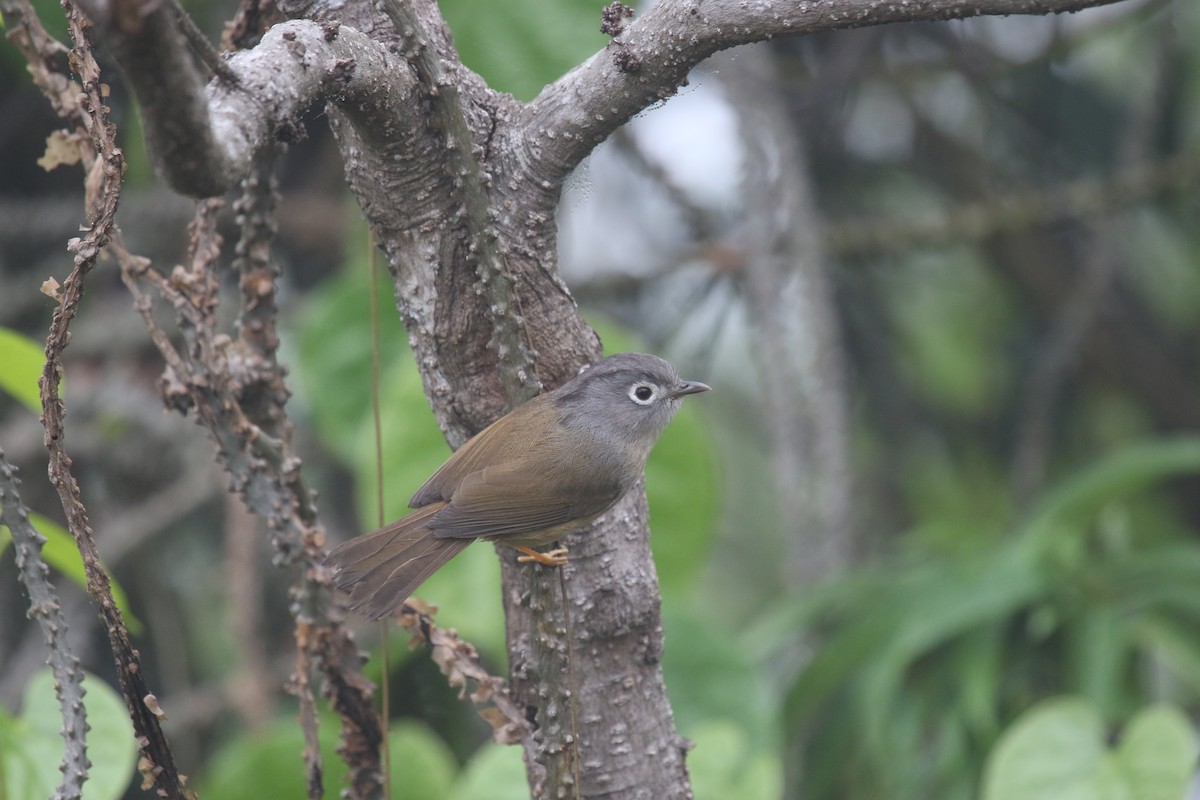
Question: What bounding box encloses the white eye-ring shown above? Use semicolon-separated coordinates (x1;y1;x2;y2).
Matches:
629;383;657;405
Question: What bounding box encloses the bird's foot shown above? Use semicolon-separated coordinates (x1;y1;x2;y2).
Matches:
516;546;569;567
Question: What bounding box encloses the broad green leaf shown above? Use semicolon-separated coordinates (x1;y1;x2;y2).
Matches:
347;362;508;655
440;0;608;101
785;545;1044;744
293;259;408;464
954;627;1005;738
1116;705;1198;800
201;715;457;800
1066;607;1125;719
687;719;783;800
0;669;136;800
644;396;717;596
981;698;1123;800
351;355;449;525
983;699;1198;800
1089;546;1200;623
899;441;1014;550
450;741;528;800
0;326;44;412
1;512;141;634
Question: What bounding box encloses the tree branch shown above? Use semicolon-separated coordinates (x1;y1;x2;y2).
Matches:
0;448;90;800
396;600;533;746
77;0;411;197
518;0;1132;187
6;1;194;795
116;198;384;799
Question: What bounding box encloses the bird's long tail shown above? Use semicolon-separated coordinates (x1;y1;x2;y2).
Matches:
325;504;471;620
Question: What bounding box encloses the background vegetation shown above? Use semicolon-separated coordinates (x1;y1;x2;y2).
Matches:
2;0;1198;797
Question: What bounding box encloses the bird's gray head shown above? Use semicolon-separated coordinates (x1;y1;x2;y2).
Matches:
553;353;710;449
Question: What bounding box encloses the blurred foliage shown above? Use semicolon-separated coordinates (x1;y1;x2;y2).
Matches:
888;249;1016;417
439;0;608;101
769;440;1200;799
981;699;1197;800
201;715;458;800
0;669;136;800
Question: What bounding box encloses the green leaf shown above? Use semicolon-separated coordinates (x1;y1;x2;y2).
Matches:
350;356;449;525
450;741;529;800
1115;705;1198;800
982;699;1197;800
644;398;718;595
0;669;136;800
687;719;783;800
1022;438;1200;546
785;546;1045;740
0;512;142;634
292;261;407;464
1066;607;1126;720
347;362;510;655
440;0;608;101
981;698;1123;800
201;716;457;799
954;627;1005;739
856;548;1047;755
0;326;44;412
900;441;1014;550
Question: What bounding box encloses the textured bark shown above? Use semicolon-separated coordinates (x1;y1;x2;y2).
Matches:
71;0;1134;796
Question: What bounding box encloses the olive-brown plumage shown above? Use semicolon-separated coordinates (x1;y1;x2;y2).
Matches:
326;353;710;619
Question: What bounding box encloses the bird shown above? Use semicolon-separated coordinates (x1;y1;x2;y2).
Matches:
325;352;710;619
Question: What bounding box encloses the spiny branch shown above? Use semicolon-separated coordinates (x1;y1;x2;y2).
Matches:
116;197;384;799
0;448;90;800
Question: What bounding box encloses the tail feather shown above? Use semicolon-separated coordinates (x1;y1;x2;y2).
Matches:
326;505;472;620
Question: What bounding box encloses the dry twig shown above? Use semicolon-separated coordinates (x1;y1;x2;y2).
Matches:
395;600;532;746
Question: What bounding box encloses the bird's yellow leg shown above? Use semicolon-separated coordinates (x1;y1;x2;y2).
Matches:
516;546;569;566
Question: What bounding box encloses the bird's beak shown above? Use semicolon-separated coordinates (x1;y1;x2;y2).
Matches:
672;380;711;398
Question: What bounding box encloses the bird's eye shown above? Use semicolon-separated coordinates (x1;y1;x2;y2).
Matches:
629;383;656;405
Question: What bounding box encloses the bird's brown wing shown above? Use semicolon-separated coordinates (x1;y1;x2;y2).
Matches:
426;460;624;540
408;394;560;508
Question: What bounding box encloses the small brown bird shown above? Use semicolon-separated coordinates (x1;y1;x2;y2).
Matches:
326;352;710;619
